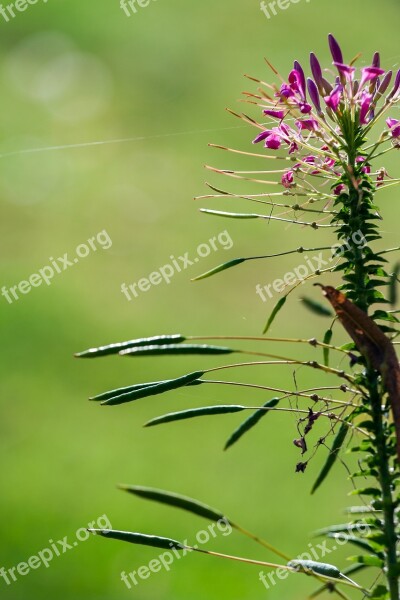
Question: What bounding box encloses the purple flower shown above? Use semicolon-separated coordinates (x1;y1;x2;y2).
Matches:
372;52;381;68
288;69;302;94
333;62;355;81
328;34;343;64
252;130;272;144
324;156;336;169
278;83;295;99
265;134;282;149
289;141;299;154
297;101;312;114
359;91;373;125
264;109;285;120
387;118;400;138
281;170;295;188
356;156;371;174
253;125;294;150
388;69;400;99
296;118;319;131
360;66;386;88
324;84;343;111
307;78;322;113
333;184;346;196
376;71;393;97
310;53;324;93
304;155;317;164
294;61;306;100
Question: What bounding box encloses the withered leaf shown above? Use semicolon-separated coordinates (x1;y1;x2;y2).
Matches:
316;285;400;462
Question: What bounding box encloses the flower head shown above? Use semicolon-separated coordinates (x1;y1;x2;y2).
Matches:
250;34;399;190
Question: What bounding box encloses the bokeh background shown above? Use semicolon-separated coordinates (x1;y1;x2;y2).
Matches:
1;0;399;598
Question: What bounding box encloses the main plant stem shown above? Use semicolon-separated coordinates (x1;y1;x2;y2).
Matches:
368;372;399;600
344;168;399;598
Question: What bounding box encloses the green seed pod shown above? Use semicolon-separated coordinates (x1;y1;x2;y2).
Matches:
75;334;186;358
287;559;341;579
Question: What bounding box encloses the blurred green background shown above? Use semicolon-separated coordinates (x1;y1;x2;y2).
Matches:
1;0;399;598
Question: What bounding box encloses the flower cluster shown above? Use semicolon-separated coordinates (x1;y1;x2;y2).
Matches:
252;34;400;190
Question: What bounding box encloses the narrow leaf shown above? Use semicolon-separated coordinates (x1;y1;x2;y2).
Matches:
322;329;333;366
317;284;400;462
90;382;167;402
348;555;384;568
200;209;259;219
75;334;186;358
325;533;378;554
119;485;227;523
101;371;205;406
145;405;246;427
192;258;246;281
344;506;380;515
90;379;203;402
314;523;376;536
224;398;280;450
88;529;184;550
120;344;235;357
263;296;286;334
311;422;348;494
389;263;400;306
301;297;333;317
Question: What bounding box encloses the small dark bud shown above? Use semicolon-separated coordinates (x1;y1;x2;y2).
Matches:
294;437;307;455
295;462;308;473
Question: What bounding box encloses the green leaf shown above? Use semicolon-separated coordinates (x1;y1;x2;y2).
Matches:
311;423;348;494
314;522;375;536
90;381;171;402
120;344;235;357
348;555;384;568
322;329;333;366
101;371;205;406
344;506;379;515
200;209;259;219
325;533;379;554
263;296;287;334
389;263;400;306
224;398;280;450
369;584;389;599
75;334;186;358
192;258;246;281
118;485;228;523
350;487;382;498
89;529;184;550
90;379;203;402
371;310;399;323
145;405;246;427
301;297;333;317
